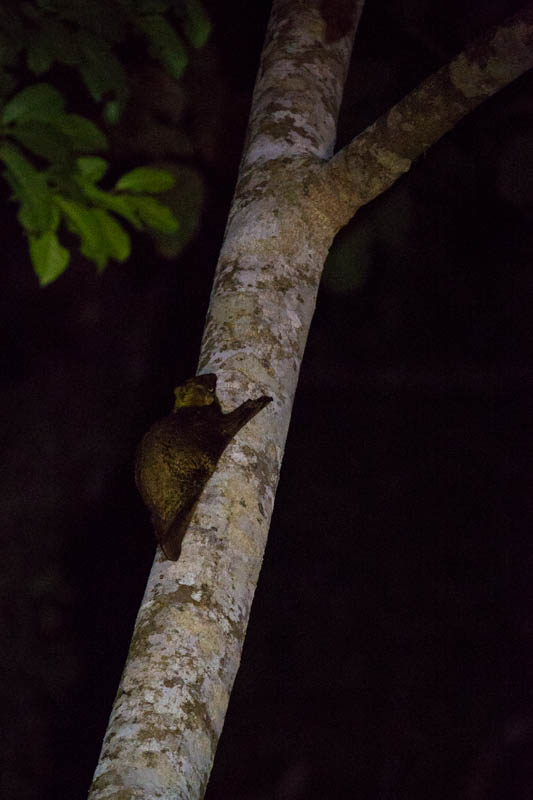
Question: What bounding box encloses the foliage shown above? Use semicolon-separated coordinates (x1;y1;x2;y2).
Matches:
0;0;211;285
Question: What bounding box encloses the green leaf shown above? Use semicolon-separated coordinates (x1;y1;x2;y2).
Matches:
124;194;179;232
9;121;72;163
2;84;65;124
0;142;52;233
18;193;60;236
180;0;211;49
44;166;87;203
78;182;143;228
115;166;176;193
77;31;128;104
76;156;109;182
30;230;70;286
92;208;131;264
52;114;108;152
149;164;204;259
8;111;108;152
103;100;121;125
137;15;188;79
54;195;107;268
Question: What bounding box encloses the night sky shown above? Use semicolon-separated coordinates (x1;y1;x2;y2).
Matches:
2;1;533;798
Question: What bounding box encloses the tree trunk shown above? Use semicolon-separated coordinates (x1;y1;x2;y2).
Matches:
89;2;533;797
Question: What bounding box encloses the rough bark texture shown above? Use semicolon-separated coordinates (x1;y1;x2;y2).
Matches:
89;1;532;797
324;3;533;231
89;2;361;798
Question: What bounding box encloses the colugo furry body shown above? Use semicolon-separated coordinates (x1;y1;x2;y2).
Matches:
135;374;272;561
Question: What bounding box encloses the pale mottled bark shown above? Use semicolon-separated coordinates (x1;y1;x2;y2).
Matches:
324;3;533;231
89;1;532;798
89;2;361;799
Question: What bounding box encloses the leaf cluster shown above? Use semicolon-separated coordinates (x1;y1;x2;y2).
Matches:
0;0;211;284
0;0;210;118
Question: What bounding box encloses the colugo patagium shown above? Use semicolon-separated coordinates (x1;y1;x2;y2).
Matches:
135;373;272;561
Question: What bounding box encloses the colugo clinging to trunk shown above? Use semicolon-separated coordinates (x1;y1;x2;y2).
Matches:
135;373;272;561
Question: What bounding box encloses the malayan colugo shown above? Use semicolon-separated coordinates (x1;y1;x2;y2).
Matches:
135;373;272;561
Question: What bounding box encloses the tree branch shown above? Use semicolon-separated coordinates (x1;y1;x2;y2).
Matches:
241;0;364;167
323;2;533;231
88;2;532;797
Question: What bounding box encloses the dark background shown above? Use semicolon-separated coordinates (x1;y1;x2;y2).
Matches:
2;1;532;798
